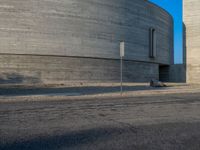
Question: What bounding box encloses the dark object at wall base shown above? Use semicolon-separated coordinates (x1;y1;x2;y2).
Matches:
150;79;167;87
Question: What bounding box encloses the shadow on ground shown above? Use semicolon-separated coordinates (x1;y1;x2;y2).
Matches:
1;122;200;150
0;85;168;96
0;127;128;150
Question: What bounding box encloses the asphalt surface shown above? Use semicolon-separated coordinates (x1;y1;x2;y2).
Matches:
1;93;200;150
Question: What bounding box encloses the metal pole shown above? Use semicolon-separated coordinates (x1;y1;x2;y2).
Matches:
120;56;123;96
120;41;124;96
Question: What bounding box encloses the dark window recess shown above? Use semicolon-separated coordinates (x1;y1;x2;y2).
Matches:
149;28;156;58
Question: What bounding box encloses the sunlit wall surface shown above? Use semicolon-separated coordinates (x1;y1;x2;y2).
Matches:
184;0;200;83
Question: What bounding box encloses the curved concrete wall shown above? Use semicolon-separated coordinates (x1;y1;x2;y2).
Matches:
184;0;200;83
0;0;173;64
0;0;173;84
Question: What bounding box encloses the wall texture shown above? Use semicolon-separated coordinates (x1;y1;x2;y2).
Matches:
0;54;158;84
169;64;186;83
0;0;173;84
184;0;200;84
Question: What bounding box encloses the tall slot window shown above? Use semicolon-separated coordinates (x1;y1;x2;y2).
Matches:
149;28;156;58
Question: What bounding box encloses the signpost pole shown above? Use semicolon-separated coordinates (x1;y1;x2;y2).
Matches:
120;41;125;96
120;55;123;96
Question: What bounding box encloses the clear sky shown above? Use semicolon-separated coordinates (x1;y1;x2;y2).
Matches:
150;0;183;64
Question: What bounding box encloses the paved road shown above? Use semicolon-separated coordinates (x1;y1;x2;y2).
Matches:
1;93;200;150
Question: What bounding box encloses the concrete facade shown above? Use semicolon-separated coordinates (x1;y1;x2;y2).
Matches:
169;64;186;83
0;54;158;84
0;0;173;84
183;0;200;84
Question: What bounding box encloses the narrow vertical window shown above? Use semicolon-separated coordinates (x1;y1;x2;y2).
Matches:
149;28;156;58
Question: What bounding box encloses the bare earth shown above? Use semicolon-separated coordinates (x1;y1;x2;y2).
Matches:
1;84;200;150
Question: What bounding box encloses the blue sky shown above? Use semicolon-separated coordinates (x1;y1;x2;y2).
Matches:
150;0;183;64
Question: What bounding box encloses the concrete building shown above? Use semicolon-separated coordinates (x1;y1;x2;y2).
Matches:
0;0;173;84
183;0;200;84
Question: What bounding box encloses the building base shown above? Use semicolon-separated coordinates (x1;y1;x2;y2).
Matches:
0;54;159;84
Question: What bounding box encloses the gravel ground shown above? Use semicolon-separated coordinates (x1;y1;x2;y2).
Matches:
1;91;200;150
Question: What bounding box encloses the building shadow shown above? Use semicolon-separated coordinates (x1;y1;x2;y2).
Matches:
0;73;40;84
0;127;123;150
0;84;169;96
1;122;200;150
